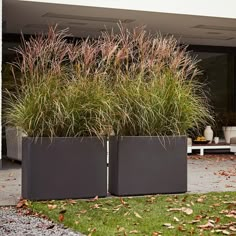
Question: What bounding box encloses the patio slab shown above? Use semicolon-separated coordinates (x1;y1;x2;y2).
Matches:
0;158;21;206
188;154;236;193
0;154;235;206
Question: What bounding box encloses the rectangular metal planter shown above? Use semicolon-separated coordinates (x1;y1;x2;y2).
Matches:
22;137;107;200
109;136;187;196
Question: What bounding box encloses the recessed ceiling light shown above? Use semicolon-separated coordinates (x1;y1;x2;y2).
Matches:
172;33;233;41
207;32;222;35
24;24;53;29
42;13;135;24
68;22;88;26
24;24;72;30
24;24;111;35
193;25;236;32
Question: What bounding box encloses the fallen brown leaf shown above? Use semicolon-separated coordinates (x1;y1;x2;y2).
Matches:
120;197;129;207
152;232;161;236
152;231;161;236
165;197;173;202
183;208;193;215
178;225;186;231
113;205;122;212
229;226;236;231
225;185;233;188
86;196;98;202
173;216;180;222
47;204;57;210
226;214;236;219
223;201;236;205
198;221;214;229
222;230;230;235
90;204;102;209
79;210;87;214
189;227;195;235
188;220;200;224
214;221;236;231
101;208;109;211
67;199;77;204
196;198;204;203
88;228;96;236
134;211;142;219
167;207;193;215
163;223;174;229
195;215;203;220
117;226;125;232
182;196;188;202
146;196;156;204
58;214;64;222
16;199;28;208
124;212;130;217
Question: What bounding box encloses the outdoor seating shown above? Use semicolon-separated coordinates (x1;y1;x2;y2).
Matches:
190;143;230;156
187;137;233;156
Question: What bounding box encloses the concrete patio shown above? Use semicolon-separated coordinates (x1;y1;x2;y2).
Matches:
0;158;21;206
0;154;235;206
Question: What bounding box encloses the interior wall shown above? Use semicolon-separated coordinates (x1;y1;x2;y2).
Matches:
190;49;236;137
189;45;236;113
197;53;228;113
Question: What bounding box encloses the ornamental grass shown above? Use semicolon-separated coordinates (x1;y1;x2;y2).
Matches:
4;25;214;138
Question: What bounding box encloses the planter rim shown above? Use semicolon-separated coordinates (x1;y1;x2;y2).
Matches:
22;136;107;139
22;136;107;145
110;135;187;138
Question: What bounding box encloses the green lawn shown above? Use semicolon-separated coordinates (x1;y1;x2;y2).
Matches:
28;192;236;235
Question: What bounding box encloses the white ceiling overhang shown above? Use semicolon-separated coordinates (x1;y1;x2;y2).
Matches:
3;0;236;47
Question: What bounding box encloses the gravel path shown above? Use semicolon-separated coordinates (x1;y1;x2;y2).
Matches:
0;207;85;236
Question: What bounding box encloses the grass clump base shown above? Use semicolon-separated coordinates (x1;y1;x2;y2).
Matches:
28;192;236;235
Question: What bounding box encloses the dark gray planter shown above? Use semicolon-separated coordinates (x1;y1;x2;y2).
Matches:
109;136;187;196
22;137;107;200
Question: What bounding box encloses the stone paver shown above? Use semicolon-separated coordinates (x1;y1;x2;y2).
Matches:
0;159;21;206
0;154;235;207
188;154;236;193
